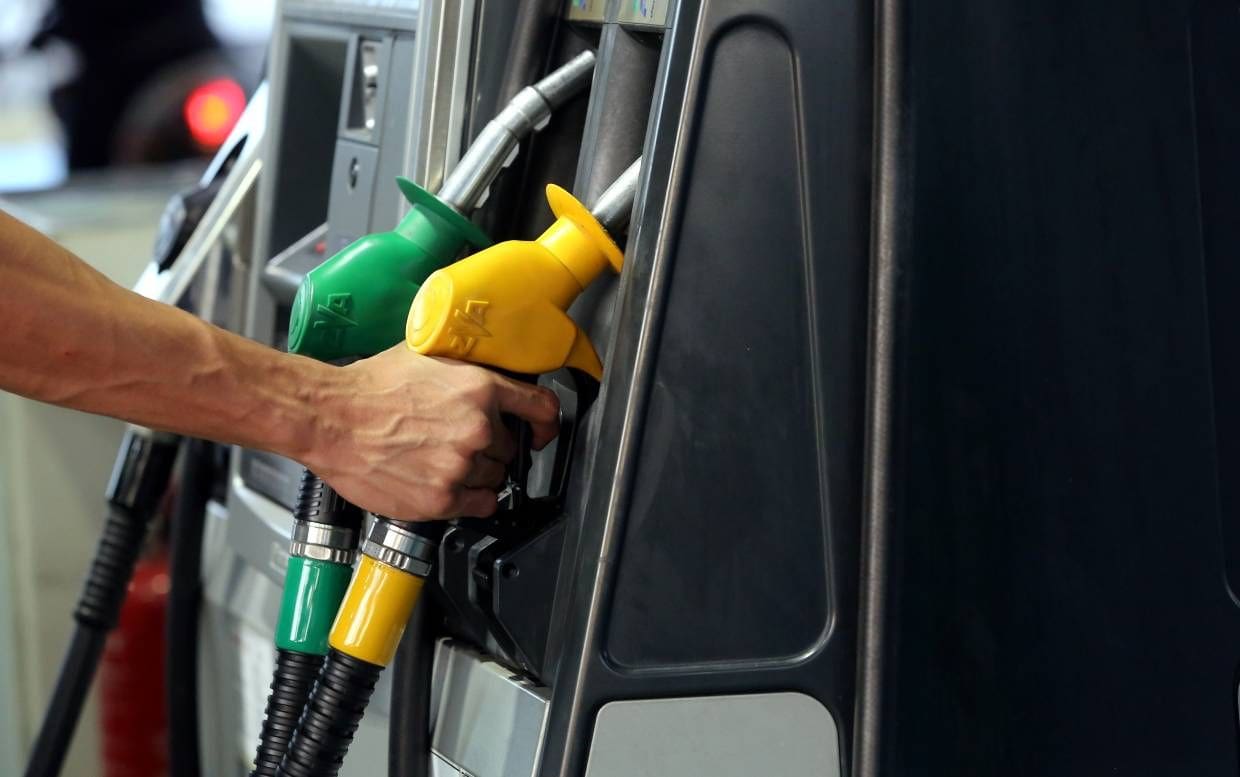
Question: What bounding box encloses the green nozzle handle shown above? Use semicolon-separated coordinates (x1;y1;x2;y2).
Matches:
288;179;490;362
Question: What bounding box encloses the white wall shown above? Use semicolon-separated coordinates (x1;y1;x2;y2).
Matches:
0;175;188;775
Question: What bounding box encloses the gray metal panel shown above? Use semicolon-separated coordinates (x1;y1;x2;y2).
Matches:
338;36;390;145
584;693;841;777
244;18;350;348
286;0;422;30
431;640;550;777
393;0;477;203
326;139;381;249
225;472;294;584
433;753;465;777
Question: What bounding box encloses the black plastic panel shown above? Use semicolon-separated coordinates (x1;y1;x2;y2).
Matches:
1192;0;1240;611
604;21;829;668
868;1;1240;774
539;0;873;773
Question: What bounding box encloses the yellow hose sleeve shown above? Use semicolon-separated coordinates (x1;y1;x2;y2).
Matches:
328;555;425;667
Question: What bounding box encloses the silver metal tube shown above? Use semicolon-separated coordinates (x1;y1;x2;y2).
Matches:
530;48;597;109
437;51;597;213
590;158;642;236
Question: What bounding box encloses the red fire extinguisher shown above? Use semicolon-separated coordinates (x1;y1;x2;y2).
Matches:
98;552;170;777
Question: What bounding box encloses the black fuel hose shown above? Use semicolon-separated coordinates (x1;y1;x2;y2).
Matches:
277;649;384;777
278;520;443;777
166;437;215;777
21;628;107;777
252;472;362;777
254;649;327;777
388;599;436;777
23;427;179;777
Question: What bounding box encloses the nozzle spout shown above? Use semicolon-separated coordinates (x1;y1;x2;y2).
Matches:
531;50;597;109
437;51;597;214
590;158;642;236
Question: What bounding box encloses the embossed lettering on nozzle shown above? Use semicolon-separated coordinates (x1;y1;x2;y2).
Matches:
590;157;642;236
436;50;597;213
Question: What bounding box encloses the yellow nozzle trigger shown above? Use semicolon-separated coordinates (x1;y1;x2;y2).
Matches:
406;185;623;380
565;327;604;380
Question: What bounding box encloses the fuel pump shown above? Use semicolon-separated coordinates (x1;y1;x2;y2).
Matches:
275;160;639;777
247;52;597;777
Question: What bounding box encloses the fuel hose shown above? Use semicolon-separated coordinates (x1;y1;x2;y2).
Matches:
250;471;362;777
23;427;179;777
278;520;443;777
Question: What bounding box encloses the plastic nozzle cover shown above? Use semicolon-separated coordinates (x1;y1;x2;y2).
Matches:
406;168;635;380
287;179;490;362
436;50;597;213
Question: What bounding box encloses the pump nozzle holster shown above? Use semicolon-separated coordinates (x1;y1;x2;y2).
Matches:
405;185;623;379
288;179;491;362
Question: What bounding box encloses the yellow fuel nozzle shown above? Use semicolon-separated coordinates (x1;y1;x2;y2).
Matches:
405;160;639;380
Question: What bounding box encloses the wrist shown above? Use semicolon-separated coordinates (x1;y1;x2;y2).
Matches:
279;355;354;472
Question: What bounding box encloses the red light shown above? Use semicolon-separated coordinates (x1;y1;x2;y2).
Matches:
183;78;246;150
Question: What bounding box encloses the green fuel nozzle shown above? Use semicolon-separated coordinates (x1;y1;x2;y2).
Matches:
287;183;491;361
287;49;597;363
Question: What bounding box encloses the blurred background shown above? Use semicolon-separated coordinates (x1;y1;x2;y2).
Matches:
0;1;271;773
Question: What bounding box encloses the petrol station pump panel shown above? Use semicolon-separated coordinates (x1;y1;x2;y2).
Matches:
214;2;493;775
20;1;1239;776
409;2;870;777
209;1;869;776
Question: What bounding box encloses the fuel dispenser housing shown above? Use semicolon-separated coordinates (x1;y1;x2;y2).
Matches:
199;1;1240;776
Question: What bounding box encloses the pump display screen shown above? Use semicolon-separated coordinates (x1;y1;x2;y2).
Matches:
565;0;606;24
617;0;669;27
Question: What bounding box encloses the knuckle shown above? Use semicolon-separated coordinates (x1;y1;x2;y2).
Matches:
460;412;492;449
460;367;496;399
444;452;472;481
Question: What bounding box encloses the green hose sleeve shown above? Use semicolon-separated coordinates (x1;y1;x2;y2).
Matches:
274;557;354;655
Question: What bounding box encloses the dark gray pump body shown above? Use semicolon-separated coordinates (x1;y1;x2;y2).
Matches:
543;0;870;773
421;0;869;775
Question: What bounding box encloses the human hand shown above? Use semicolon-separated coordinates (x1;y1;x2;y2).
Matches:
302;344;559;520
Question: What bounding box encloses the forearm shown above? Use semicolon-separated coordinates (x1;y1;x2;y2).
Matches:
0;209;341;461
0;209;562;520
